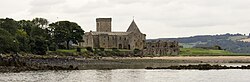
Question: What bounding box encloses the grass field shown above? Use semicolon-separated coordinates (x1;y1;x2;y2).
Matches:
180;48;250;56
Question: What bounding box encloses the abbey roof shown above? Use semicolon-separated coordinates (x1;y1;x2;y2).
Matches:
86;32;129;35
126;20;141;33
85;20;143;36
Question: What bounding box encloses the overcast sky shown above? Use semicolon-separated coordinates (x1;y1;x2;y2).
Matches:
1;0;250;39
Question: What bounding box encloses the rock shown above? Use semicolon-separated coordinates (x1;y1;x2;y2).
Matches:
145;64;250;70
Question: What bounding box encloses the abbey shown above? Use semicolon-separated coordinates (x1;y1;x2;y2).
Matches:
80;18;146;50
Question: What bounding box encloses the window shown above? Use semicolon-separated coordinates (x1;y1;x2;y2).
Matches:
97;22;100;29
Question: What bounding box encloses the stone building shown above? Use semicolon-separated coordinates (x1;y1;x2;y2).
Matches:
79;18;146;50
143;40;180;56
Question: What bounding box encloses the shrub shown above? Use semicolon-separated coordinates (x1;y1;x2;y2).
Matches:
86;47;93;52
30;37;47;55
99;48;105;51
133;49;141;54
49;43;56;51
112;48;119;52
77;47;81;52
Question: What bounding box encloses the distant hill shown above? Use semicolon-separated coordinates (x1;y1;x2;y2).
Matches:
147;33;250;53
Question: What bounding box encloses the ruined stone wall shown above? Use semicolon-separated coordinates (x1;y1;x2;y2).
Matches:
116;35;129;49
128;32;146;50
80;32;93;47
84;34;131;49
108;35;117;48
98;34;109;48
143;40;180;56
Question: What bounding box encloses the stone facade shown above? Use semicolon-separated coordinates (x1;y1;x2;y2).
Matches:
96;18;112;32
79;18;146;50
143;40;180;56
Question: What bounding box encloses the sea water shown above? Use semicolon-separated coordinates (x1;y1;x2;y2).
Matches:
0;69;250;82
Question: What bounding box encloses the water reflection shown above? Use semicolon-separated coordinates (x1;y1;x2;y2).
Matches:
1;69;250;82
95;70;112;82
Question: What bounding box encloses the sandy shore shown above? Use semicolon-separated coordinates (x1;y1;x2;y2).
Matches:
101;56;250;63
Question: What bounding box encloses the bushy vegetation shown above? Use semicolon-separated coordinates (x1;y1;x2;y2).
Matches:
0;18;84;55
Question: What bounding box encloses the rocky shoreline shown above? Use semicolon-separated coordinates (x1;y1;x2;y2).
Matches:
0;55;81;72
2;54;250;72
145;64;250;70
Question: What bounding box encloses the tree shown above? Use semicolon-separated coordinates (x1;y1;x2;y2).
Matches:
18;20;35;36
0;18;18;36
49;21;84;49
0;28;18;53
17;20;51;53
16;29;30;52
32;18;49;29
30;36;47;55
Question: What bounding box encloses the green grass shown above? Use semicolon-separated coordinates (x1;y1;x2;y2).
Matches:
180;48;250;56
57;49;76;53
104;49;132;52
56;48;87;53
179;42;207;48
228;36;248;41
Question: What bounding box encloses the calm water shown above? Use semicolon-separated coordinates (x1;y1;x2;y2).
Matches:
1;69;250;82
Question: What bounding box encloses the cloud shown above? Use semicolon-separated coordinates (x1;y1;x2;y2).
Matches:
1;0;250;39
30;0;66;6
29;0;66;14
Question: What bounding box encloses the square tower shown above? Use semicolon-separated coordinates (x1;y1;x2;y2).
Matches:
96;18;112;32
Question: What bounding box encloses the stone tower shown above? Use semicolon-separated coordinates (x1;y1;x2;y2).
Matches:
96;18;112;32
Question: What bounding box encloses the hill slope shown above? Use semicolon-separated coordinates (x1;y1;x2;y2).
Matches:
148;33;250;53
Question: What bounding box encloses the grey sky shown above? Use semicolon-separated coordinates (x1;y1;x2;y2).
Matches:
1;0;250;39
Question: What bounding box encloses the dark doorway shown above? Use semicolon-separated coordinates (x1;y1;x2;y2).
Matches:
128;45;131;50
119;44;122;49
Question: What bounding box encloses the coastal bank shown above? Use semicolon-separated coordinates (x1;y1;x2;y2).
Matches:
2;54;250;72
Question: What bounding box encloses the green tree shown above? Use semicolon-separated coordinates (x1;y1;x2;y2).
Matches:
17;19;50;54
18;20;35;36
30;36;47;55
16;29;30;52
0;28;18;53
0;18;18;35
32;18;49;29
49;21;84;49
29;26;49;55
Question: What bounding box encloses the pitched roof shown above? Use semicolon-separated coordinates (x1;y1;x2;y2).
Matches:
86;32;130;35
126;20;141;33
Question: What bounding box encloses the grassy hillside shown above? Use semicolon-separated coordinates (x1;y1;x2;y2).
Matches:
150;33;250;53
240;38;250;42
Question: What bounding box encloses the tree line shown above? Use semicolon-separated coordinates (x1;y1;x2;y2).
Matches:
0;18;84;55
